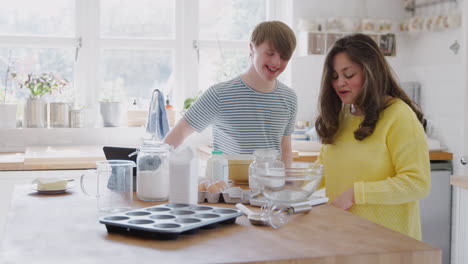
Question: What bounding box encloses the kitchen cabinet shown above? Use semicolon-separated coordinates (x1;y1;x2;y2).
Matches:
420;161;453;264
450;177;468;264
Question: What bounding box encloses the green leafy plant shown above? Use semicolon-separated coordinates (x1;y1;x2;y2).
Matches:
183;91;202;110
14;72;68;98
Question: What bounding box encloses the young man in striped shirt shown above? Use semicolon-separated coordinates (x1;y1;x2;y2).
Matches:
164;21;297;162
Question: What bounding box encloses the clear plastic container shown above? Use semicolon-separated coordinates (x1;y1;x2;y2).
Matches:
136;140;172;202
248;149;281;194
205;150;229;183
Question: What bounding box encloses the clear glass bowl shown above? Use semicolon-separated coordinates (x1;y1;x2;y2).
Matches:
253;162;323;204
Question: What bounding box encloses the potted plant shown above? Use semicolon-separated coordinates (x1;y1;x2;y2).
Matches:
181;91;201;115
0;51;18;129
99;79;126;127
14;72;68;128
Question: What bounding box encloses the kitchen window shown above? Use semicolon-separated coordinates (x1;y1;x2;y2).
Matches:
0;0;75;104
0;0;285;118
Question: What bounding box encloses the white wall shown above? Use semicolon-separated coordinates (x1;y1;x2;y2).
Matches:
291;0;406;123
394;30;463;174
292;0;404;21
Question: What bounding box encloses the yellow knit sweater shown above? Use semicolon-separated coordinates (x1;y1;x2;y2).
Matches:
318;98;431;240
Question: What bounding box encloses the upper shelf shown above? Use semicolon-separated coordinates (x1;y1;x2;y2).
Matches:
405;0;457;14
297;32;396;57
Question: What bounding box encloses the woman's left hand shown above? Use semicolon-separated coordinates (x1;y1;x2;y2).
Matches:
331;187;355;210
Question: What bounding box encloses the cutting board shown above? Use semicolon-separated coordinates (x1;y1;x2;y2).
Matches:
0;153;25;170
23;145;106;170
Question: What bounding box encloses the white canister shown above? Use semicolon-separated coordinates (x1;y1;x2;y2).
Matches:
49;102;70;128
24;98;47;128
169;145;198;204
70;109;84;128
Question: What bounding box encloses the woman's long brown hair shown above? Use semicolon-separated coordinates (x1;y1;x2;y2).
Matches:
315;34;424;144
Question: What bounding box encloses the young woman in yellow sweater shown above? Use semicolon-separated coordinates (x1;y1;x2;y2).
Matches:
315;33;430;240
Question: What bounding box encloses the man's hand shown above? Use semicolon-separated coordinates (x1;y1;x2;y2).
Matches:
163;118;195;149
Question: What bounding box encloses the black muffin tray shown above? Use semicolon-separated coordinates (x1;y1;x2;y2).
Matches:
100;203;243;240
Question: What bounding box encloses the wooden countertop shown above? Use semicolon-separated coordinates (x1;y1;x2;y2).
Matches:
451;176;468;189
293;151;453;163
0;145;453;171
0;184;440;264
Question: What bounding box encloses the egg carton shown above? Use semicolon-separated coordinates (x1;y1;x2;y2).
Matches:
100;203;243;240
198;187;252;204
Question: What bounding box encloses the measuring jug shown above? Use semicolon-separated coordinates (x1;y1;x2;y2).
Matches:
81;160;135;213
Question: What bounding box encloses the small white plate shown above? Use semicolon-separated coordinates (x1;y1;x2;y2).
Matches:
32;184;73;195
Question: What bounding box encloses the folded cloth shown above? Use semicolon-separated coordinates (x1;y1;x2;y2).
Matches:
107;166;132;192
146;89;170;140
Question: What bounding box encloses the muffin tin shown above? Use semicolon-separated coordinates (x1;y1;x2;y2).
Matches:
100;203;243;240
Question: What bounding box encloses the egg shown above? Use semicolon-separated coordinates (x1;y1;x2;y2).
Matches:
198;179;209;191
206;180;228;193
198;183;207;192
214;180;228;191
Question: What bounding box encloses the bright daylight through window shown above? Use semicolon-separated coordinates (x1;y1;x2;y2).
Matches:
0;0;274;128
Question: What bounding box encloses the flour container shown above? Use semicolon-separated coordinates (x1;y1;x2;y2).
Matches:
136;141;172;202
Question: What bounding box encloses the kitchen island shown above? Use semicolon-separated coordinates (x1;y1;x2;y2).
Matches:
0;184;440;264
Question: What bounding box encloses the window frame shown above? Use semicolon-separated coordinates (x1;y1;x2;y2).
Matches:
0;0;290;112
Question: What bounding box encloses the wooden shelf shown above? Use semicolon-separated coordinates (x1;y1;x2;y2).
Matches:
451;176;468;189
429;151;453;161
297;31;396;57
405;0;457;13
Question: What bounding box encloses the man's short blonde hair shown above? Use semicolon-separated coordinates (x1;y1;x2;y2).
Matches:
250;21;296;61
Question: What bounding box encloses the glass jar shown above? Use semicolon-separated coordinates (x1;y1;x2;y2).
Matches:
205;150;229;182
136;140;172;201
249;149;281;194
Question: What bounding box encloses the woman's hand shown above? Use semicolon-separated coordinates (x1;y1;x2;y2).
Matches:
331;187;355;210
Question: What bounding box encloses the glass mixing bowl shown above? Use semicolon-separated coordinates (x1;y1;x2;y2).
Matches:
253;162;323;204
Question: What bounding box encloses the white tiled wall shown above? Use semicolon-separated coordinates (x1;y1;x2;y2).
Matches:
291;4;463;175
